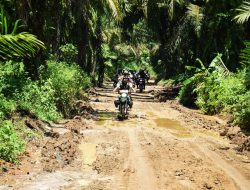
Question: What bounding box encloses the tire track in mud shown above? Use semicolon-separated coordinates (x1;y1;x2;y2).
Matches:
193;142;250;190
121;127;158;190
32;84;250;190
137;129;239;190
135;101;250;189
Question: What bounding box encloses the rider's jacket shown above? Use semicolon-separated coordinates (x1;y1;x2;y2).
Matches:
117;80;132;89
119;83;130;90
116;76;133;92
136;70;146;79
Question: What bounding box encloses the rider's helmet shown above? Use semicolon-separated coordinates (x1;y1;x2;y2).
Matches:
122;69;126;74
139;69;144;73
123;70;130;76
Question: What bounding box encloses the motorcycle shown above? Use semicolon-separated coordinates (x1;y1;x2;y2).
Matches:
138;78;145;93
118;89;129;120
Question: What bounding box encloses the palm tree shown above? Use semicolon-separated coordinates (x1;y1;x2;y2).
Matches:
234;1;250;24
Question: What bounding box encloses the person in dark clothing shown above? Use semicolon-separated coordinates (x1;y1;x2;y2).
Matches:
113;71;135;108
135;69;146;88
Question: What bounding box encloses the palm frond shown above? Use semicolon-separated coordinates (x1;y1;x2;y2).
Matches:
240;41;250;66
234;1;250;24
168;0;174;20
0;32;45;60
187;3;204;36
102;0;123;21
157;0;184;20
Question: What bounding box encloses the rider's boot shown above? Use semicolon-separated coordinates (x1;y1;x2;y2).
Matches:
129;101;133;108
114;100;119;108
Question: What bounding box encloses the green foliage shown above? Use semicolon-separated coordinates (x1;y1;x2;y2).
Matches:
180;56;250;128
234;1;250;24
195;69;249;128
0;32;45;59
0;120;24;163
240;41;250;66
178;58;209;107
0;61;25;119
158;79;175;86
106;41;156;79
0;7;45;60
18;80;61;121
178;77;198;107
187;3;204;37
0;94;15;119
0;61;27;97
245;66;250;88
0;59;91;121
42;61;91;117
59;44;78;62
233;91;250;127
102;43;117;67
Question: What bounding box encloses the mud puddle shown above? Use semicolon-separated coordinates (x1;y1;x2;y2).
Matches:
153;118;221;139
95;110;140;127
154;118;192;138
79;143;97;171
95;112;115;126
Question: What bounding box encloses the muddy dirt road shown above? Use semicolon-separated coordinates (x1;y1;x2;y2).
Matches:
1;83;250;190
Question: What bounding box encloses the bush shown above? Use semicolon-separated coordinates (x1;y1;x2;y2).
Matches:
180;66;250;128
0;94;16;119
18;80;61;121
43;61;91;116
178;71;208;108
0;121;24;163
0;61;26;98
196;70;247;114
59;44;78;62
195;72;223;114
233;91;250;128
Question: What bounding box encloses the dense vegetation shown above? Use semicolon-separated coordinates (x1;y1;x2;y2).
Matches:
0;0;250;162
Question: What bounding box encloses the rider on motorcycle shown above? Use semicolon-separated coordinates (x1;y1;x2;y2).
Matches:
135;69;146;88
113;70;135;108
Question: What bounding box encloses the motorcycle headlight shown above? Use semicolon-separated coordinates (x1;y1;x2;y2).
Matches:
121;93;127;98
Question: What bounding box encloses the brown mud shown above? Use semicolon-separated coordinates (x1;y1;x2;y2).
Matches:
0;83;250;190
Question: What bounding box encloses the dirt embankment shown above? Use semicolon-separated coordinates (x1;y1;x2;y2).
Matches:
0;101;94;185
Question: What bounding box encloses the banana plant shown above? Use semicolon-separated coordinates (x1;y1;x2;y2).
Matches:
184;54;230;86
0;6;45;60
